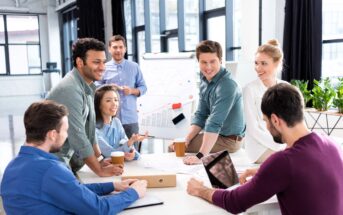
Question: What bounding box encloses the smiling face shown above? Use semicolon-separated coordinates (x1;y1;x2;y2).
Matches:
254;52;279;82
99;90;120;120
77;50;106;84
108;40;126;63
198;52;222;81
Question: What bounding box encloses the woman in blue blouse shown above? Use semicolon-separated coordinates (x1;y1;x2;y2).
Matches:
95;85;146;160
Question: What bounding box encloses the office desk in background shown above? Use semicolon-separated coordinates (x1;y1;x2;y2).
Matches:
78;151;280;215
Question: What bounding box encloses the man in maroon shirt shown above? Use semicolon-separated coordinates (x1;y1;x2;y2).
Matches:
187;83;343;215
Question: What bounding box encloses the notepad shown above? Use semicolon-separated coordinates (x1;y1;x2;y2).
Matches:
124;193;163;210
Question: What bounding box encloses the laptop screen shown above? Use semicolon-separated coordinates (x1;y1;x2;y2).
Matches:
201;150;239;189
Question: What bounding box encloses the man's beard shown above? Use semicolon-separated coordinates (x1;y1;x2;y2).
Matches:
272;133;283;144
270;123;283;144
50;147;61;153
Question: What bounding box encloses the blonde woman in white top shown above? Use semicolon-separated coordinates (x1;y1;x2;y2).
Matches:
243;39;287;163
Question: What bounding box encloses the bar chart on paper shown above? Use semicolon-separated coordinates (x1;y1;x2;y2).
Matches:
138;53;198;139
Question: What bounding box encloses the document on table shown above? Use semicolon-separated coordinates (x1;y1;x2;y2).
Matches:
142;159;203;175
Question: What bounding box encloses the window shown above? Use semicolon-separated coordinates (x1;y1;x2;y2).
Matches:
322;0;343;79
124;0;133;61
124;0;241;63
207;16;226;61
205;0;225;10
185;0;199;51
61;7;77;75
150;0;160;53
0;14;41;75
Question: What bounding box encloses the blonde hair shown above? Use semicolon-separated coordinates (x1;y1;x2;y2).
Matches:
256;39;283;64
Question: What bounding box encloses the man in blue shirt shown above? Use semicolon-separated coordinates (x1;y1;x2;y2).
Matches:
182;40;245;165
0;101;147;214
96;35;147;150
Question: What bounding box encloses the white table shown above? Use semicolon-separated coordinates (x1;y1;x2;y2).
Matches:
78;150;280;215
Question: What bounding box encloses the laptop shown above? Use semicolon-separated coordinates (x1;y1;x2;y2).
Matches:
201;150;239;189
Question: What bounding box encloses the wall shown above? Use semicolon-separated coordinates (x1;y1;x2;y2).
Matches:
0;0;61;115
235;0;285;87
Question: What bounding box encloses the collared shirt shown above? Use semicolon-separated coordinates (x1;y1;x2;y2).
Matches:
96;59;147;125
0;146;138;215
192;67;245;136
212;132;343;214
47;68;97;172
96;117;140;160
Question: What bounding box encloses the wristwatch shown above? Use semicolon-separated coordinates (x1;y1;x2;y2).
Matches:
195;152;204;160
97;154;105;162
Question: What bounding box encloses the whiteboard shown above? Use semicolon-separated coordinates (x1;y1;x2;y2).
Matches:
138;53;198;139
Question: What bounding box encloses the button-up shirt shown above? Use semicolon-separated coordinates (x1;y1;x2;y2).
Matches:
192;67;245;136
0;146;138;214
97;59;147;125
47;68;97;172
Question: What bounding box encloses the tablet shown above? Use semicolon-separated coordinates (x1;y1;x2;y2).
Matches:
201;150;239;189
124;193;163;210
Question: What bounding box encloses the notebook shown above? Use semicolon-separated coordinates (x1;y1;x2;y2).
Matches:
201;150;239;189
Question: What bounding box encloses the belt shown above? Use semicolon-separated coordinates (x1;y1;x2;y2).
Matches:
222;135;243;142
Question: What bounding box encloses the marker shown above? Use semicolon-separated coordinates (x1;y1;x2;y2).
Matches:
172;103;182;109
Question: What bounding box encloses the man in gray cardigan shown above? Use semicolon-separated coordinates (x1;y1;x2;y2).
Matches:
47;38;122;177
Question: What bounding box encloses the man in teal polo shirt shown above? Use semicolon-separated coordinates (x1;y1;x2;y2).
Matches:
47;38;122;176
182;40;245;165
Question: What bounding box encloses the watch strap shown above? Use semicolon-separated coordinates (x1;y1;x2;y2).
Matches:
196;152;204;159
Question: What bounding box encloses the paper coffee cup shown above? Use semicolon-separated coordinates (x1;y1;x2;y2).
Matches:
111;151;125;165
174;139;185;157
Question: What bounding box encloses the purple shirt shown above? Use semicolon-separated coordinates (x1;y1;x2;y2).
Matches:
212;132;343;215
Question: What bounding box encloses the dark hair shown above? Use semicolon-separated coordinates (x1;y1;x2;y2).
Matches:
24;100;68;144
108;35;127;47
72;38;105;67
261;83;304;127
195;40;222;61
94;84;120;124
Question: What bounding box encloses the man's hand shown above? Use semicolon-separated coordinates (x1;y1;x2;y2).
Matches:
100;158;112;167
102;164;124;176
183;155;202;165
239;167;259;184
114;179;138;191
187;178;214;202
130;180;148;198
122;86;131;95
109;83;123;91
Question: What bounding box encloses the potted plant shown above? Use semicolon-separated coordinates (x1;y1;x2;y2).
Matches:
311;78;336;111
333;77;343;113
291;79;312;106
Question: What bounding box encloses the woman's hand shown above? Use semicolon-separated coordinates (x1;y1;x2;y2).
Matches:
124;149;135;161
128;131;149;147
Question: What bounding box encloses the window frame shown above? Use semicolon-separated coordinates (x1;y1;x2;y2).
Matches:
0;13;42;76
